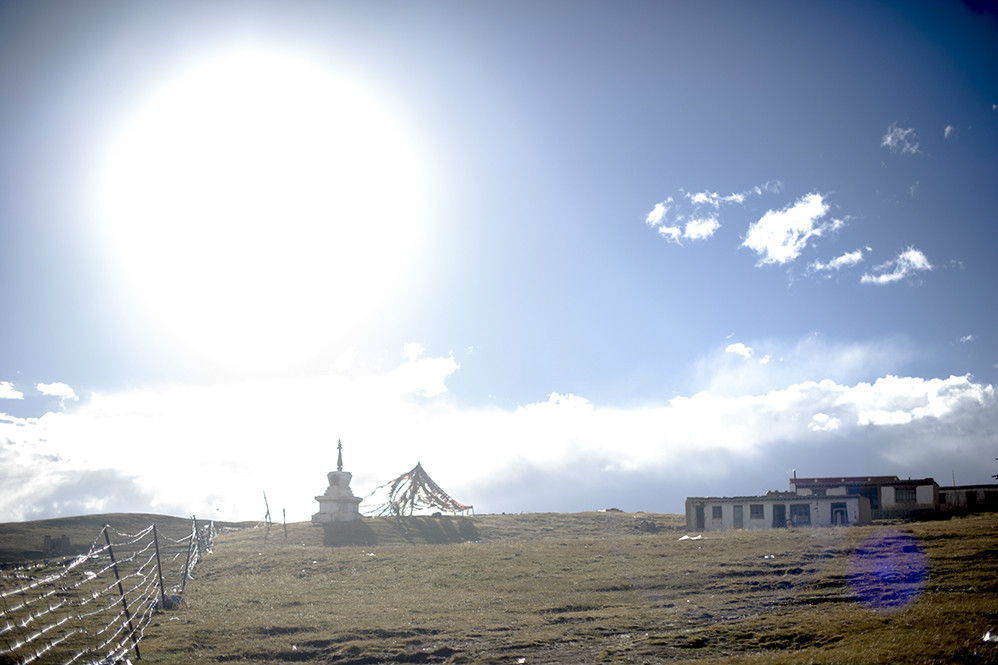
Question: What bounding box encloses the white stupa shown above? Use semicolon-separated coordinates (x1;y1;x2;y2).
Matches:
312;440;361;524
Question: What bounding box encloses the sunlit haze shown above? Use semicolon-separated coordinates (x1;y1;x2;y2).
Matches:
94;46;428;371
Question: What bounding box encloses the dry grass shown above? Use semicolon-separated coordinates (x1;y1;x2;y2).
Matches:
119;512;998;665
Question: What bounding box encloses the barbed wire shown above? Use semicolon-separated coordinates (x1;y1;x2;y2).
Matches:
0;517;214;665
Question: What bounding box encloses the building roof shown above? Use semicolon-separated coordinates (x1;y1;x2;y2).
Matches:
792;476;899;485
688;492;860;504
791;476;938;487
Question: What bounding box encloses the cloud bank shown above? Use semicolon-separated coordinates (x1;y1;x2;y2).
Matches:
2;341;994;523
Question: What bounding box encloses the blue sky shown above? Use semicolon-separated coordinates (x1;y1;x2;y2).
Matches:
2;1;997;522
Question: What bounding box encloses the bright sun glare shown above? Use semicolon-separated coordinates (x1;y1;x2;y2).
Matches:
95;46;427;372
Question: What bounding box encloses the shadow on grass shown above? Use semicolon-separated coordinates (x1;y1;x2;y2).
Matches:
321;516;480;547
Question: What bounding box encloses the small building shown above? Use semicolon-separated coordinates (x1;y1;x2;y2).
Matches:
940;484;998;514
790;476;939;520
312;440;362;524
685;492;871;531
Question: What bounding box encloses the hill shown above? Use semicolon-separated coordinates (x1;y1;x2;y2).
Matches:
0;512;252;563
147;513;998;663
3;511;997;664
0;511;683;562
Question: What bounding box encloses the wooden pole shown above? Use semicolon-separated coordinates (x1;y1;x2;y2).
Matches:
263;493;272;542
191;516;200;554
103;526;141;660
152;525;167;610
181;517;196;593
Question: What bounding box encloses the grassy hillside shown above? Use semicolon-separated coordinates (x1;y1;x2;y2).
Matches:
3;511;997;664
137;512;997;664
0;513;250;563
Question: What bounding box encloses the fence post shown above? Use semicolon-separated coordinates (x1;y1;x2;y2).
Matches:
152;525;168;610
103;526;141;661
181;517;196;593
192;516;201;553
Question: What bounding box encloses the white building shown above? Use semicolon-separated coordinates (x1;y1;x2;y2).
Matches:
685;492;872;532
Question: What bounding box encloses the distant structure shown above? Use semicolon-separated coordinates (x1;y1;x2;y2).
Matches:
363;462;473;517
43;534;72;556
312;440;362;524
790;476;939;520
940;483;998;514
686;473;998;531
685;492;872;531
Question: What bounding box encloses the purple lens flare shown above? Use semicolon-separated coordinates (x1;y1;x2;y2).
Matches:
849;530;928;612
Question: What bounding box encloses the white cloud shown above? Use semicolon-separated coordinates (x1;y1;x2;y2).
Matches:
656;225;683;242
808;412;840;432
810;249;865;273
944;124;956;139
645;198;672;226
692;334;915;397
386;349;458;398
333;347;358;372
37;382;77;401
960;335;975;344
650;217;719;244
742;193;840;265
688;191;716;206
861;247;932;285
881;122;921;155
2;342;995;522
645;181;780;245
0;382;23;400
725;343;754;359
401;342;425;361
753;181;783;195
683;217;721;241
844;374;992;430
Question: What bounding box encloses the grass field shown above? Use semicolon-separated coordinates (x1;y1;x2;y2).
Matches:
3;511;998;664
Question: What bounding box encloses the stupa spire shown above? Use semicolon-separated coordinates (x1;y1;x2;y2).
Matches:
337;439;343;472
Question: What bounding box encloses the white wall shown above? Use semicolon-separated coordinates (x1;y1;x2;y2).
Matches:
881;486;896;508
916;484;935;507
701;498;863;530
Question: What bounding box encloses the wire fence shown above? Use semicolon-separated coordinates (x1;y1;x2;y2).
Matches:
0;517;213;665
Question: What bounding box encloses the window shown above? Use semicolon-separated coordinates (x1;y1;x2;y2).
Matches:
896;487;916;504
750;504;764;519
711;506;723;519
789;503;811;526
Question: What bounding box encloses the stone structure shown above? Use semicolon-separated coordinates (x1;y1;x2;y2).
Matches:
312;440;362;524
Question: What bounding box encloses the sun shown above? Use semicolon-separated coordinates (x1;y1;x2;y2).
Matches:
94;46;428;373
